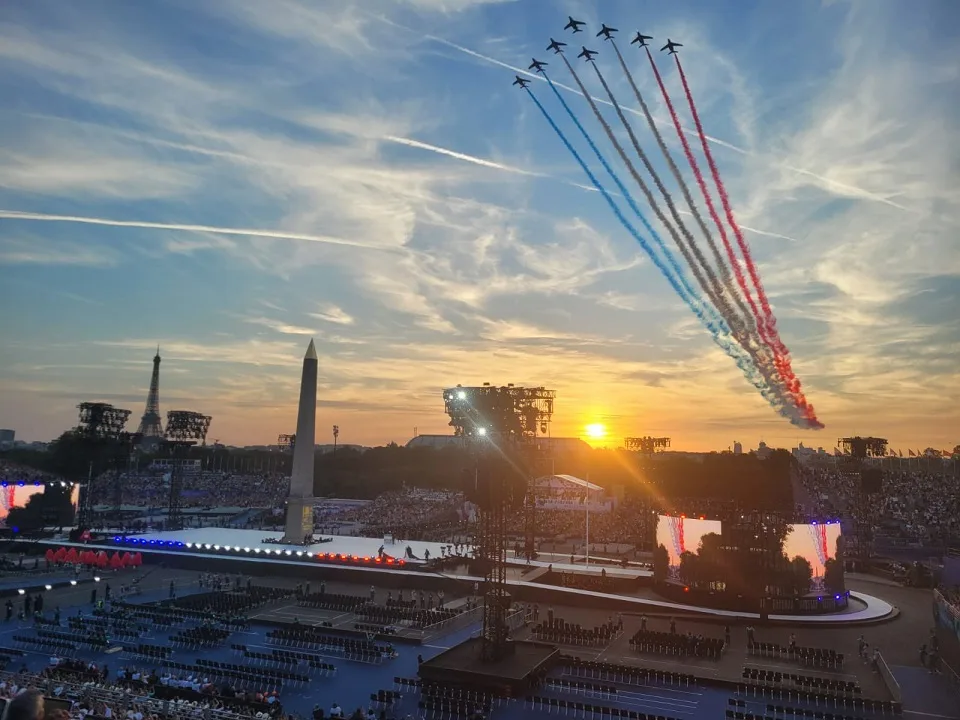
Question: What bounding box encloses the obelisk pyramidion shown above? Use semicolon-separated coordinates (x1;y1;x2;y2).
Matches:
284;338;317;543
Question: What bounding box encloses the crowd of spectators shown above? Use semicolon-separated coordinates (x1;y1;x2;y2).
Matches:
0;460;60;484
800;467;960;547
89;471;288;510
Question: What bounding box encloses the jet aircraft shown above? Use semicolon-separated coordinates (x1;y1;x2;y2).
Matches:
596;24;618;40
661;39;683;54
546;38;567;54
631;32;653;47
577;47;598;61
528;58;548;73
512;76;530;88
564;16;586;33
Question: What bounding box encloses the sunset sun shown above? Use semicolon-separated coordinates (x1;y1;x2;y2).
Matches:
585;423;607;440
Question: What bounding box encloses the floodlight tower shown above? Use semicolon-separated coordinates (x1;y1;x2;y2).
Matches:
442;383;555;660
624;436;672;454
838;436;887;560
74;402;137;528
162;410;212;531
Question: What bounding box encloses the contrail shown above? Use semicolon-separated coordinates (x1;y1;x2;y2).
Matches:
0;210;390;251
382;135;598;192
524;85;797;423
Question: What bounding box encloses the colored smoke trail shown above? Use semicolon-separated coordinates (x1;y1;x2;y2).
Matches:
556;55;689;294
525;85;792;418
644;47;812;424
603;42;796;416
672;55;821;427
586;57;743;348
611;42;757;335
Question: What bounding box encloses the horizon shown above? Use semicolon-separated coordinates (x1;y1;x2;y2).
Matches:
1;0;957;452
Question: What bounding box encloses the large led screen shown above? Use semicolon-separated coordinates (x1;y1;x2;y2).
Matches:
783;522;842;578
656;514;723;567
0;484;45;527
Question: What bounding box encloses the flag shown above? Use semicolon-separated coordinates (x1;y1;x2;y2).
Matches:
899;450;903;458
909;449;915;457
833;447;841;457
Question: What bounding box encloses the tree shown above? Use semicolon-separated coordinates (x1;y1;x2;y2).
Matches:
789;556;814;595
679;551;699;586
823;557;845;593
652;544;669;583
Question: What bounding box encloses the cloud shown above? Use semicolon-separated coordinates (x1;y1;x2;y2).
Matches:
242;317;318;336
310;305;355;326
0;235;118;267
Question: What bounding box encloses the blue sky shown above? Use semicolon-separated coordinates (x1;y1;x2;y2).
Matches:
1;0;958;451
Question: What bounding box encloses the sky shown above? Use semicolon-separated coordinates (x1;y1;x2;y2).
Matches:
1;0;958;452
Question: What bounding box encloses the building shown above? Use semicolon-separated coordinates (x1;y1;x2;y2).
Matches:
733;441;742;456
0;429;14;450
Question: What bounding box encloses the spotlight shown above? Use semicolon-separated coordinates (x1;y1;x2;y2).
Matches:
17;589;25;595
457;390;467;400
44;585;52;590
70;580;77;586
477;427;487;436
94;577;101;582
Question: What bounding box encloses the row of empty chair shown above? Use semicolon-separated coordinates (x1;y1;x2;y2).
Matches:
735;683;890;712
560;657;698;688
749;642;844;669
525;695;679;720
743;667;860;696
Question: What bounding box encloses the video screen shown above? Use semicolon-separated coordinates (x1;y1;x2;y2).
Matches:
656;514;723;567
0;483;46;527
783;522;842;578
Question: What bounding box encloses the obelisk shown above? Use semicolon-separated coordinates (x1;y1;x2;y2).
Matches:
283;339;317;543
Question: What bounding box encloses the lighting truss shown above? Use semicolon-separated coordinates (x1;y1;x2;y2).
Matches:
77;402;131;439
624;436;671;453
164;410;212;444
839;436;888;460
443;383;555;441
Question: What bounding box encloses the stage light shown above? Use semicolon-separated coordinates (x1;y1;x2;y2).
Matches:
284;550;292;556
296;551;304;557
477;427;487;436
457;390;467;400
94;577;101;582
186;543;193;548
254;548;261;553
213;545;221;551
17;589;25;595
70;580;77;586
243;547;250;552
585;423;606;440
44;585;52;590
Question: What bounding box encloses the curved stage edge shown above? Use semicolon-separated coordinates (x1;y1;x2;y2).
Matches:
21;534;898;627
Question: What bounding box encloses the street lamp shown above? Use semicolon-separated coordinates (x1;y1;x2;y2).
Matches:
333;425;339;455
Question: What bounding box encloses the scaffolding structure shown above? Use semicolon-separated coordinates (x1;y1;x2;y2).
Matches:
625;436;672;453
162;410;212;531
443;384;555;441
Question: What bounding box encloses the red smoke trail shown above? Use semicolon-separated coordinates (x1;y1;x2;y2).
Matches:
672;54;820;425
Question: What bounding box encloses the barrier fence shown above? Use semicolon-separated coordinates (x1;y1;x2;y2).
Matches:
876;652;902;703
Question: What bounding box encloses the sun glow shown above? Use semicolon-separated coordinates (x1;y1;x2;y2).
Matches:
585;423;607;440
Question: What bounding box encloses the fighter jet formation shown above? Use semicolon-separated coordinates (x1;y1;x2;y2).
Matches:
507;16;823;430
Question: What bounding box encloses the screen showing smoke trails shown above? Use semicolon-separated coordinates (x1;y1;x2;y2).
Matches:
656;514;722;567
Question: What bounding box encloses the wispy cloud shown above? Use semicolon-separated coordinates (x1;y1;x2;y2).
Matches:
0;235;118;267
242;317;318;336
310;305;355;326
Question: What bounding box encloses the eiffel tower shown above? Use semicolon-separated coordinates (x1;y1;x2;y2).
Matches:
137;347;164;439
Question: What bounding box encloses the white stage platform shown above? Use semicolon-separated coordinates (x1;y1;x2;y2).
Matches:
32;527;896;625
125;527;463;565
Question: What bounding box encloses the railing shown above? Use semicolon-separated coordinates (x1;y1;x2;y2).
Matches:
876;652;902;703
420;605;482;640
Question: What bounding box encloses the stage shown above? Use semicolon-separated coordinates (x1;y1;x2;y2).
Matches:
23;527;897;625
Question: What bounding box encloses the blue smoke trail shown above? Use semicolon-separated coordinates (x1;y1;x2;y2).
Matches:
525;86;788;415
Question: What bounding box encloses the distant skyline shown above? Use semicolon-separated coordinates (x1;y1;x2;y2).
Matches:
1;0;958;452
